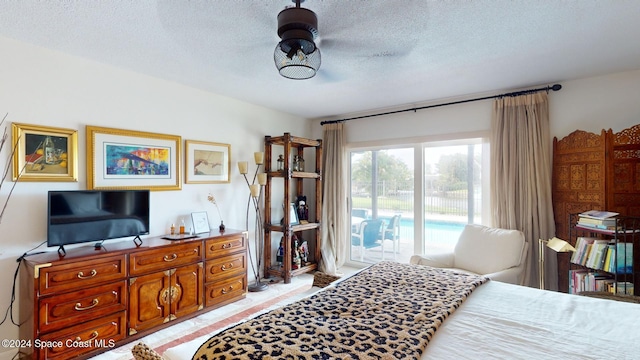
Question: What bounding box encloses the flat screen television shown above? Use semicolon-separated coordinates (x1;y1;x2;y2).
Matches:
47;190;150;253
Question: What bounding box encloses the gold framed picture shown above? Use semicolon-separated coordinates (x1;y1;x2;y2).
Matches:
86;125;182;191
185;140;231;184
12;123;78;182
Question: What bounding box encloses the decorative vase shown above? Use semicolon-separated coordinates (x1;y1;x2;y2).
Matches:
219;221;225;232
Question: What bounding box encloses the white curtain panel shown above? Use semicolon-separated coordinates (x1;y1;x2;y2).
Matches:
490;92;556;288
320;123;349;275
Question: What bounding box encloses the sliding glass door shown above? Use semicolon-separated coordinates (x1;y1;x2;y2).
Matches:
348;137;488;265
350;148;414;263
423;142;485;254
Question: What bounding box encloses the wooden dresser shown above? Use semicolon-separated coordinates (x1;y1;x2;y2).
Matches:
19;229;247;360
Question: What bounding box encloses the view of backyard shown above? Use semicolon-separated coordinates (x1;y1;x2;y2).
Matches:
350;143;484;264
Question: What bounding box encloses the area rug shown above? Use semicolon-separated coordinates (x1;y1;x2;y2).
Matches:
89;274;315;360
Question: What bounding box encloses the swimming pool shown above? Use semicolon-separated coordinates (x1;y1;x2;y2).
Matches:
380;216;466;252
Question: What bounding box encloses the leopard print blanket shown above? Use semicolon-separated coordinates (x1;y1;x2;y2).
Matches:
193;261;488;360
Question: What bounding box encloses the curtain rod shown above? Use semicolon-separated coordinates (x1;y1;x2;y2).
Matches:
320;83;562;126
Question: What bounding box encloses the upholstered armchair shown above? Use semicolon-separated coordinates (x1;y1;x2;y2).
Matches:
410;224;527;285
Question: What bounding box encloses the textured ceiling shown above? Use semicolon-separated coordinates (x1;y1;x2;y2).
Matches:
1;1;639;119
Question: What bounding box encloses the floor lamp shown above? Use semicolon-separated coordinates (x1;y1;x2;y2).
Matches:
538;237;576;290
238;152;269;292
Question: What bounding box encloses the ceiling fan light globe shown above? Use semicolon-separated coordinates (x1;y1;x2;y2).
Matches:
274;43;321;80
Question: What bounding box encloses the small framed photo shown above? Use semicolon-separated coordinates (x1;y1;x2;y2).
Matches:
11;123;78;182
185;140;231;184
191;211;210;234
288;203;299;225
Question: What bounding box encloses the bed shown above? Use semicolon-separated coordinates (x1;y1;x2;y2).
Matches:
162;261;640;359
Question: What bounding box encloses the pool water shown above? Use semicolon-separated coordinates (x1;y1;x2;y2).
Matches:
380;216;466;252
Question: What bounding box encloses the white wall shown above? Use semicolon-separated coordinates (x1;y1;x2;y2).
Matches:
0;35;309;354
311;69;640;142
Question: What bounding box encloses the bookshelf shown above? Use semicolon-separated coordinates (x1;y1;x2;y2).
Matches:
263;133;322;284
568;213;639;297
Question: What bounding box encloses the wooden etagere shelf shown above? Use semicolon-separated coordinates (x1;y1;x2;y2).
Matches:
263;133;322;283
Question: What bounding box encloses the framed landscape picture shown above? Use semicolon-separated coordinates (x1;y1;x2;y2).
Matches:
185;140;231;184
86;125;181;190
12;123;78;182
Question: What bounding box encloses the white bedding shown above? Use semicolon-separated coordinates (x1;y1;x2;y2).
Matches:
164;271;640;360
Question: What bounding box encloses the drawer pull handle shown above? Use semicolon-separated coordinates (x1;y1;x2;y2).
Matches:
75;298;99;311
221;263;233;271
221;286;234;294
163;254;178;262
77;269;97;279
222;243;232;249
75;331;99;342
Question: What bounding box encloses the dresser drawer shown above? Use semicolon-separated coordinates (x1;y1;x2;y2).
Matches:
38;280;127;334
205;253;247;283
38;255;127;296
36;311;126;360
205;233;246;259
205;275;246;308
130;242;203;276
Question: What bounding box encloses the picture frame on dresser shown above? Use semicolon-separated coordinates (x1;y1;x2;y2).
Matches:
191;211;210;234
11;123;78;182
184;140;231;184
86;125;182;190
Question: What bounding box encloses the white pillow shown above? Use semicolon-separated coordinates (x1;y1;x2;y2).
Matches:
453;224;525;275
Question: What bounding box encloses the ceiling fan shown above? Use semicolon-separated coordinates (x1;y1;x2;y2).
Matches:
273;0;321;80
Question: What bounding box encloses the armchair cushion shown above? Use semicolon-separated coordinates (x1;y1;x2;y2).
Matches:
409;253;454;268
454;224;525;275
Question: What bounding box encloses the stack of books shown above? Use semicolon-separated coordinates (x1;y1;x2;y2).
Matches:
570;237;633;274
577;210;619;231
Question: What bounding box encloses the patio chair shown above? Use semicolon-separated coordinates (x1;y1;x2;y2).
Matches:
351;219;386;261
383;214;401;260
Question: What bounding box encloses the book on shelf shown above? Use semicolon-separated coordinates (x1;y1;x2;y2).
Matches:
577;216;618;226
615;282;634;295
616;242;633;274
603;244;615;273
571;237;615;271
569;269;614;294
579;210;619;220
576;221;620;231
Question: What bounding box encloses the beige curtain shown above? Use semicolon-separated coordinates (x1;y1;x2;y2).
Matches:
320;123;349;275
491;92;556;287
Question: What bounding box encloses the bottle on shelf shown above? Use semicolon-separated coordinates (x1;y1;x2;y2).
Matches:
179;219;186;234
277;155;284;171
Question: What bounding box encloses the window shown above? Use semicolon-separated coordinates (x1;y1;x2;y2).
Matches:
348;136;488;265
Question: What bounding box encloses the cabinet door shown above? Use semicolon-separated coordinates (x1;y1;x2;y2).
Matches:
128;270;171;334
172;262;204;318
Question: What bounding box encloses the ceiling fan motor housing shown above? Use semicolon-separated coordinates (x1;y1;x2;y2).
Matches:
277;7;318;55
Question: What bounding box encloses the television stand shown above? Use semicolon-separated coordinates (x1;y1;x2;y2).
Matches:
57;245;66;257
94;240;105;249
